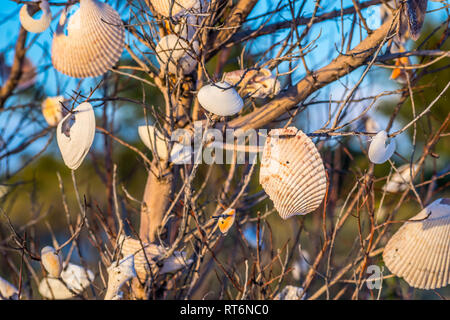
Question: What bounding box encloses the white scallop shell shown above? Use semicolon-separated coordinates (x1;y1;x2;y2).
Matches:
41;246;63;278
146;0;199;17
197;82;244;116
155;35;199;74
56;102;96;170
19;0;52;33
368;130;396;164
119;236;192;280
383;198;450;289
0;276;19;300
383;163;418;193
51;0;125;78
260;127;327;219
42;96;65;127
223;68;281;98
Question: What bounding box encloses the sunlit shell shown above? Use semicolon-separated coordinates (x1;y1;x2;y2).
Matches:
383;163;418;193
138;125;170;160
368;130;396;164
104;255;136;300
172;0;209;40
146;0;198;17
42;96;65;127
155;35;199;74
51;0;125;78
275;285;305;300
260;127;327;219
119;236;192;280
217;208;235;234
19;0;52;33
197;82;244;116
223;68;281;98
56;102;96;170
41;246;63;278
0;276;19;300
383;198;450;289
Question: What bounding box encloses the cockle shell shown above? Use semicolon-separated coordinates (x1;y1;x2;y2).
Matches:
0;276;19;300
39;263;95;299
19;0;52;33
119;236;192;280
51;0;125;78
56;102;96;170
260;127;327;219
146;0;199;17
41;246;63;278
42;96;65;127
368;130;396;164
155;35;199;74
383;198;450;289
223;68;281;98
383;163;418;193
197;82;244;116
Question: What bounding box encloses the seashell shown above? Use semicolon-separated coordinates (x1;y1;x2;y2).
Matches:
216;208;235;234
197;82;244;116
155;35;199;74
41;246;63;278
383;163;418;193
275;285;305;300
383;198;450;289
172;0;209;40
56;102;96;170
39;262;95;299
104;255;136;300
119;236;192;280
260;127;327;219
223;68;281;98
42;96;65;127
0;276;19;300
368;130;396;164
146;0;199;17
51;0;125;78
19;0;52;33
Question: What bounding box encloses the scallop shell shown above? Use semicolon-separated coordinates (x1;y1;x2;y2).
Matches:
56;102;96;170
146;0;199;17
223;68;281;98
42;96;65;127
51;0;125;78
197;82;244;116
0;276;19;300
119;236;192;280
155;35;199;74
383;163;418;193
19;0;52;33
260;127;327;219
383;198;450;289
368;130;396;164
41;246;63;278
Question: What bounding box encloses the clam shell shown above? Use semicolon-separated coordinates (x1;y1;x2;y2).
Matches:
223;68;281;98
42;96;64;127
368;130;396;164
197;81;244;116
119;236;192;280
260;127;327;219
56;102;96;170
383;198;450;289
155;35;199;74
19;0;52;33
138;125;170;160
383;163;418;193
51;0;125;78
146;0;199;17
0;276;19;300
41;246;63;278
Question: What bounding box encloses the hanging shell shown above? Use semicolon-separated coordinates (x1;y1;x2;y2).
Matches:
260;127;327;220
104;255;136;300
223;68;281;98
41;246;63;278
42;96;65;127
383;163;418;193
197;82;244;116
118;236;192;280
56;102;96;170
19;0;52;33
0;276;19;300
383;198;450;290
173;0;209;40
51;0;125;78
155;35;199;74
146;0;199;17
368;130;396;164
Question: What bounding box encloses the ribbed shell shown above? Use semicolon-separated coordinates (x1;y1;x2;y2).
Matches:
368;130;396;164
119;236;192;280
56;102;96;170
41;246;63;278
42;96;64;127
383;198;450;289
260;127;327;219
197;81;244;116
19;0;52;33
51;0;125;78
155;35;199;74
223;68;281;98
146;0;198;17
